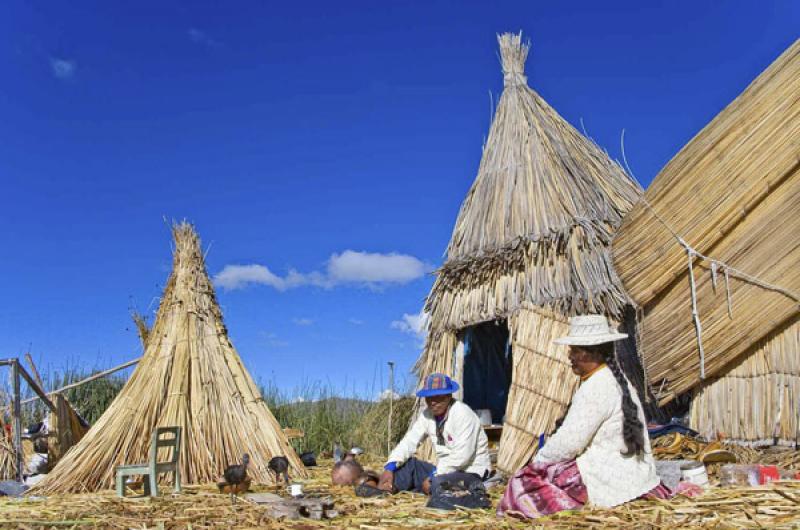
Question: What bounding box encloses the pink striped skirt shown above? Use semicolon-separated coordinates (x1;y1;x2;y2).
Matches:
497;460;698;519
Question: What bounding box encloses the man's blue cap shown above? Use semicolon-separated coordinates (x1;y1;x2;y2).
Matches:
416;373;460;398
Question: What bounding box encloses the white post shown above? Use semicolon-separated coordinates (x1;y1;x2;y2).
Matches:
452;338;465;401
387;361;395;456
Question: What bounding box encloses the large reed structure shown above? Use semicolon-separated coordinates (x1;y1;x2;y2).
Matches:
414;33;642;474
33;223;305;493
690;319;800;446
612;39;800;404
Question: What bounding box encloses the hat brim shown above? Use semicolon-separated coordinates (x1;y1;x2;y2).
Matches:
416;381;459;398
553;333;628;346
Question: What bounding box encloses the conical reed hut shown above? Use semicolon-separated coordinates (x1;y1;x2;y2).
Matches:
414;33;642;474
33;223;305;493
612;39;800;415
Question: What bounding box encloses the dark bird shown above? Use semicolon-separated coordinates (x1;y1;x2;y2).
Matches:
300;451;317;467
218;453;250;504
268;455;290;485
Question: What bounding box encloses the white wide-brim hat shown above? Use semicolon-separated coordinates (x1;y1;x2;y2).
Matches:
553;315;628;346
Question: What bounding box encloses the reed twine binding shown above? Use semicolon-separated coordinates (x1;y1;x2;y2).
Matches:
622;134;799;383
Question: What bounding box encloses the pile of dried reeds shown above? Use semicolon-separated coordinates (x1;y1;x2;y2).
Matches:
423;32;641;333
31;223;305;494
496;305;576;473
690;319;800;445
3;457;800;529
613;39;800;403
47;393;88;468
0;436;16;480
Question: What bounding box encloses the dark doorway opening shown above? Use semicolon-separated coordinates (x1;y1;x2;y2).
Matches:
462;320;512;424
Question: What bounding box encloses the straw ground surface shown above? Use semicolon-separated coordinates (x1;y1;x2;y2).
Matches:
2;456;799;529
31;224;304;494
613;39;800;403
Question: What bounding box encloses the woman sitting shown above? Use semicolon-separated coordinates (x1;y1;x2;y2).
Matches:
498;315;695;518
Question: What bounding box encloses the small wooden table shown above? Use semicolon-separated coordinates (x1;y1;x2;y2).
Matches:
482;424;503;447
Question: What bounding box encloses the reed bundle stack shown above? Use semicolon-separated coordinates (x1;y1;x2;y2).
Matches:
47;393;89;468
414;33;641;473
690;319;800;445
0;436;16;480
496;306;576;472
32;223;305;494
612;39;800;405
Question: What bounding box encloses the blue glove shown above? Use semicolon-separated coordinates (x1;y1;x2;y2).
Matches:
384;462;398;472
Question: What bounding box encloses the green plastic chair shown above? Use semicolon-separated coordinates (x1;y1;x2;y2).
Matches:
115;426;182;497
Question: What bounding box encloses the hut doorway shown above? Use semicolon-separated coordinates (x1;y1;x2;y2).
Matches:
461;321;512;424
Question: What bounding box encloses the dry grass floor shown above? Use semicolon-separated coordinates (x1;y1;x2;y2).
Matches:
1;457;799;529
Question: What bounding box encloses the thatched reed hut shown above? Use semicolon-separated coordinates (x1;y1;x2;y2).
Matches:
414;33;642;474
612;40;800;443
33;223;305;493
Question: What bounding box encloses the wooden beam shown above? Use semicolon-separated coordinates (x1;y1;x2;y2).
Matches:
11;360;23;482
0;357;140;414
16;362;56;413
24;353;46;392
19;357;140;406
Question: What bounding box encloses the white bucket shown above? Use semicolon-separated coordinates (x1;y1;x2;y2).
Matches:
476;409;492;426
289;483;303;497
680;462;709;488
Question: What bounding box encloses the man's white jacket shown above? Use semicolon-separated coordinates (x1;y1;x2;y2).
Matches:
388;400;491;477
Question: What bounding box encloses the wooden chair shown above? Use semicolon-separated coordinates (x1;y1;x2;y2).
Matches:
115;426;181;498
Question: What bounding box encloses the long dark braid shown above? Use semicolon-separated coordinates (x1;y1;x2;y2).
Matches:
594;342;646;456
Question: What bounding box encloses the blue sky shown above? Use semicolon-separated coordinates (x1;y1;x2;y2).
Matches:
1;1;797;399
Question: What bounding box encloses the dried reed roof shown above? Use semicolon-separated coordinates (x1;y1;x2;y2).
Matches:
613;39;800;403
33;223;305;493
426;32;641;332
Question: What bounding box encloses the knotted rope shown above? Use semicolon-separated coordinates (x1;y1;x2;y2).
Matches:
620;131;800;383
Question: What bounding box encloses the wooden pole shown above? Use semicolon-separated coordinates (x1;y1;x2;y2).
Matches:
387;361;395;456
0;357;139;415
11;360;23;482
18;358;140;407
24;352;46;392
16;363;56;413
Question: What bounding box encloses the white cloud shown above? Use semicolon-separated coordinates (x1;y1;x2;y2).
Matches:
377;389;401;401
292;318;314;326
214;264;286;291
188;27;221;48
259;331;288;348
391;310;429;340
213;250;430;291
50;58;76;79
327;251;428;285
348;318;364;325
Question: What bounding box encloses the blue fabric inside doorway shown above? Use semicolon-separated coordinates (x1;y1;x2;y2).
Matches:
462;320;512;424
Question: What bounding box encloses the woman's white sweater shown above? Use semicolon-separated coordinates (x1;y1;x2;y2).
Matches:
534;366;660;508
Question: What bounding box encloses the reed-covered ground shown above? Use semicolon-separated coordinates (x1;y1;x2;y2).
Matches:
1;456;799;529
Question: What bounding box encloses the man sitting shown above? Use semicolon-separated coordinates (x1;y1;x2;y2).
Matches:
377;373;491;496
